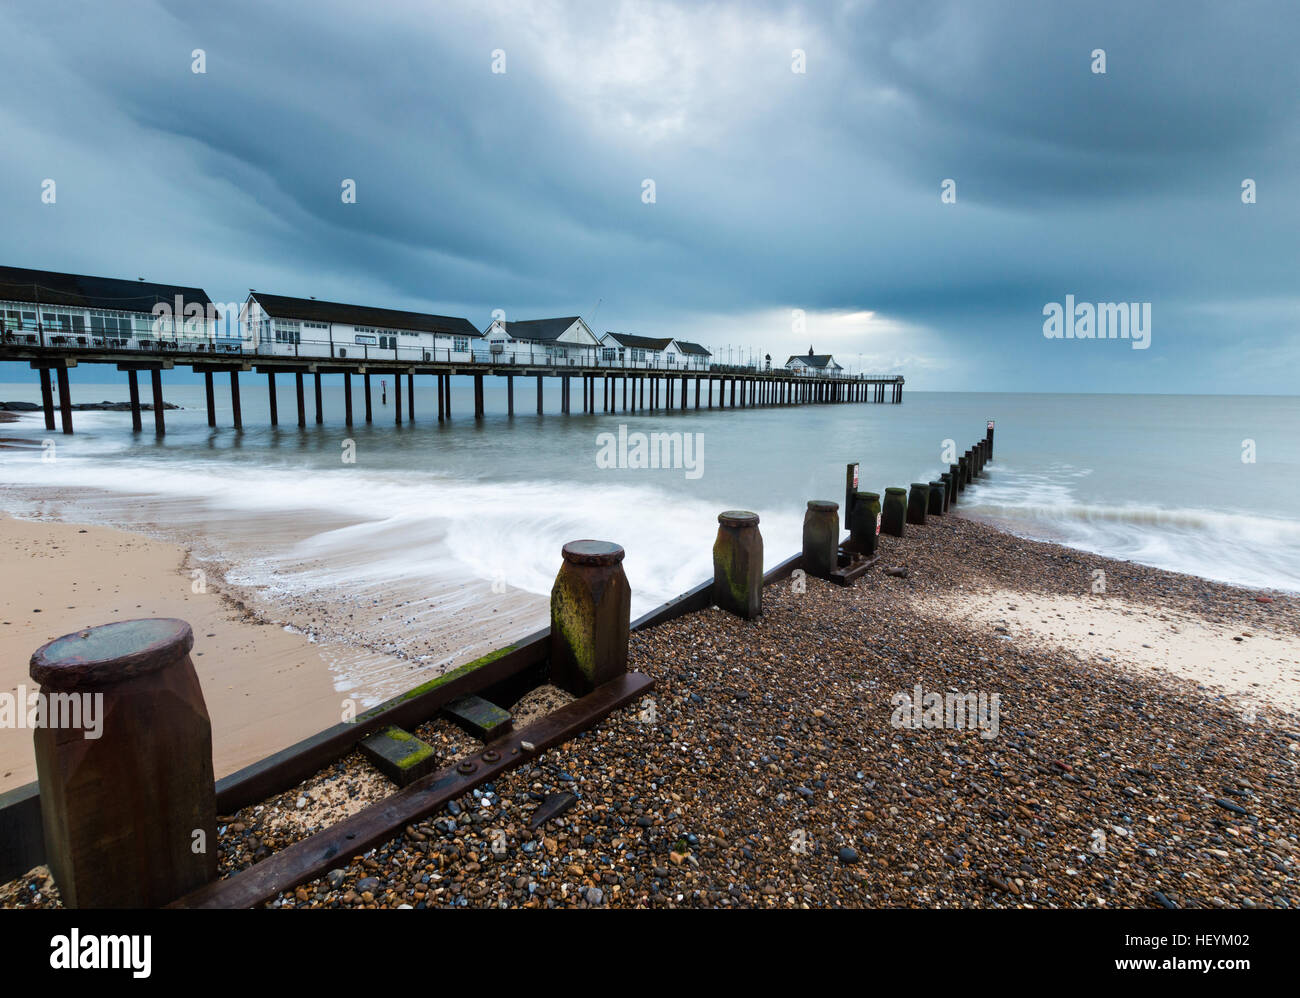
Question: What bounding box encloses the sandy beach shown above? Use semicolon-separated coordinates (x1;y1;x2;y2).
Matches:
5;506;1297;909
0;514;410;793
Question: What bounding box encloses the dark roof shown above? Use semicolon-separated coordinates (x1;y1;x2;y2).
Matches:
0;264;212;314
785;353;839;368
495;317;583;342
603;331;673;350
673;339;711;356
249;291;480;338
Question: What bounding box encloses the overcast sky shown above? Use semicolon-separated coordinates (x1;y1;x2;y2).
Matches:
2;0;1297;391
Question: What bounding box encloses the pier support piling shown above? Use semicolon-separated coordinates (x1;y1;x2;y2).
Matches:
408;373;414;421
230;371;242;431
507;375;514;417
267;371;277;426
394;373;402;425
204;371;215;428
38;368;56;430
54;367;74;435
149;369;164;436
363;373;372;423
314;372;324;424
127;370;142;433
343;372;352;427
296;373;306;428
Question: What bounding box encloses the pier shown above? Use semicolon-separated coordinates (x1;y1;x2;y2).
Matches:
1;342;904;435
0;265;903;435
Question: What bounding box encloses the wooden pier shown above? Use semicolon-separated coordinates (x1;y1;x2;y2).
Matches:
0;343;905;435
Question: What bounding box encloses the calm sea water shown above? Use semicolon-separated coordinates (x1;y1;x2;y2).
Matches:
2;382;1298;613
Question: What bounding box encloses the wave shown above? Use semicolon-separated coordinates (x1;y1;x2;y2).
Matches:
962;496;1300;593
1;449;807;611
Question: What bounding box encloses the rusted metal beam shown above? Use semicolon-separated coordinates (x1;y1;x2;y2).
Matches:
213;630;548;814
171;671;653;909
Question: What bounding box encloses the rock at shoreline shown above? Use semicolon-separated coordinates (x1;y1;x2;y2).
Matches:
0;400;182;411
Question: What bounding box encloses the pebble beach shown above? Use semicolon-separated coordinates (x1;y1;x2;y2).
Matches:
5;513;1296;909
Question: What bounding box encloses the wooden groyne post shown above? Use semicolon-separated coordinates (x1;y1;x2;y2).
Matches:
550;541;631;696
801;500;839;579
29;618;217;907
882;487;907;536
713;511;763;619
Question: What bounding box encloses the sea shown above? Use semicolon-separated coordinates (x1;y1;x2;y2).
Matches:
2;382;1297;630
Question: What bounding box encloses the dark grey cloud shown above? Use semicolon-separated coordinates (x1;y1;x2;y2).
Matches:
2;0;1297;391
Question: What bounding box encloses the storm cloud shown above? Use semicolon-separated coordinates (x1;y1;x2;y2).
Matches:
2;0;1297;390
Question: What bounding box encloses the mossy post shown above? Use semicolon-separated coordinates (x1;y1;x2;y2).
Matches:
882;487;908;536
939;473;953;512
29;618;217;907
713;511;763;620
928;481;946;516
907;483;929;525
802;500;839;579
950;463;962;498
849;491;881;556
985;420;994;460
964;450;975;483
550;540;631;697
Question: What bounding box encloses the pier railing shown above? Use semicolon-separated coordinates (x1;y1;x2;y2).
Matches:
0;331;904;380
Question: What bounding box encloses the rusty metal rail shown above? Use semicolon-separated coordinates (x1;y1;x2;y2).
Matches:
170;672;654;909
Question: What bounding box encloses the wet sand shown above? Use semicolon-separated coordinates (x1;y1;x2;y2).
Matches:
0;514;407;792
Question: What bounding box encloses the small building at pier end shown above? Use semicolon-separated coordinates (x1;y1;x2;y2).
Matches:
785;347;844;377
0;264;217;350
245;291;481;363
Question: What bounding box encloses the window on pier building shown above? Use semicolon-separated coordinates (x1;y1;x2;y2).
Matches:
454;336;469;352
602;347;616;361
